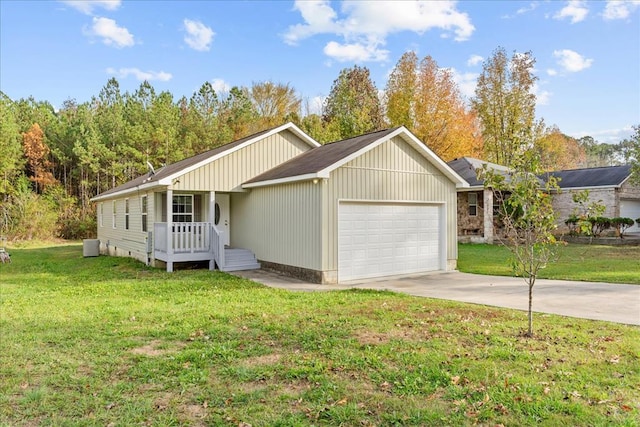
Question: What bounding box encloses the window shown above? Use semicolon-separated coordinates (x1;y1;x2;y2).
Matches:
125;199;130;230
141;196;148;232
99;203;104;227
468;193;478;216
112;201;117;228
172;195;193;223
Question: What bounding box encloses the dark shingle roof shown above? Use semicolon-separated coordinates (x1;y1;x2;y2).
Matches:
94;127;278;198
244;127;400;184
447;157;510;187
542;165;632;189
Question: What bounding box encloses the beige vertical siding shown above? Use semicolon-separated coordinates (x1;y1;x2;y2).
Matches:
174;130;311;192
321;135;457;272
96;190;154;263
231;181;322;270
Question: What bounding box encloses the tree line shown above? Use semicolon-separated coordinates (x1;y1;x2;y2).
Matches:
1;47;637;241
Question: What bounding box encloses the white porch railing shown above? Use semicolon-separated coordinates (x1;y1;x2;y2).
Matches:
153;222;227;270
154;222;211;254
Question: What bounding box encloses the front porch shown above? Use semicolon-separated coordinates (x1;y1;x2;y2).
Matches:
153;222;260;272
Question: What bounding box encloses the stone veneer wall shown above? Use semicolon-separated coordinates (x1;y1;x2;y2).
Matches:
619;180;640;200
456;191;484;236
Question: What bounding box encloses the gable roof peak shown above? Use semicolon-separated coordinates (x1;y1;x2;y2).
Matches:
91;121;319;201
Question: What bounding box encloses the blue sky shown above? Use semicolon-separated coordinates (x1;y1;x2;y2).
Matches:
1;0;638;143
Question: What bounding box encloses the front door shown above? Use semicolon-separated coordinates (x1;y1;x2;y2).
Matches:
214;193;230;246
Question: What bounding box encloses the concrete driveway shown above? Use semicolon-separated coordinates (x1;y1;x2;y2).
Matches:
233;270;640;326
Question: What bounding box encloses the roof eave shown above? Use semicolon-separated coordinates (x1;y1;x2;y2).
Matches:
90;179;162;202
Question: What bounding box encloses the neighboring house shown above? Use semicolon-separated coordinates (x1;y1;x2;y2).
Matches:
448;158;640;240
542;165;640;233
91;122;468;284
447;157;510;243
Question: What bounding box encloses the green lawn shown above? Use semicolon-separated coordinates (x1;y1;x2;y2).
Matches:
1;244;639;426
459;243;640;285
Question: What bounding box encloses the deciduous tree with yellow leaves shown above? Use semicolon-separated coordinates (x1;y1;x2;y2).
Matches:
385;51;482;161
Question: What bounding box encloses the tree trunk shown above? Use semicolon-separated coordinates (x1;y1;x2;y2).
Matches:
528;279;534;336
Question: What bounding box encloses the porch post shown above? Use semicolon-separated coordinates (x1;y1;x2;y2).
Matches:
166;188;173;272
208;191;215;270
483;188;494;244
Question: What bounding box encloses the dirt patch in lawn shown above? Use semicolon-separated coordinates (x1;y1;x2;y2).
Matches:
240;353;282;367
129;340;185;357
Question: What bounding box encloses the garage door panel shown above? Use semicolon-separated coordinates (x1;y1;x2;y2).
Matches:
338;202;442;282
620;200;640;232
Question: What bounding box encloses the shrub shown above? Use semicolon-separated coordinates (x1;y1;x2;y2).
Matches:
610;217;635;239
588;217;611;237
564;215;579;235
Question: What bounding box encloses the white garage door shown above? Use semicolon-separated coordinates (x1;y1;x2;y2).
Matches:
338;202;442;282
620;199;640;232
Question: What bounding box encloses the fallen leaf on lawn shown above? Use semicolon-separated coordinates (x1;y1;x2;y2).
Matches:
543;387;551;395
335;398;348;406
609;355;620;364
451;375;460;385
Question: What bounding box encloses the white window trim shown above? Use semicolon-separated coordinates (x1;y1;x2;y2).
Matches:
112;201;117;229
125;198;130;230
141;195;148;232
468;193;478;217
99;203;104;228
172;194;194;223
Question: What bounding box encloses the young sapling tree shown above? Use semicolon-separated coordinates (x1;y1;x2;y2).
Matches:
481;150;560;337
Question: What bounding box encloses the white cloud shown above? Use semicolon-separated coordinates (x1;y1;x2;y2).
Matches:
547;68;558;76
60;0;121;15
183;19;215;51
554;1;589;23
574;125;634;144
284;1;340;45
553;49;593;72
323;41;388;62
86;17;134;48
284;0;474;62
305;96;325;115
467;54;483;66
449;68;478;100
532;83;552;106
603;0;640;20
210;78;230;93
501;1;539;19
106;67;172;81
517;2;539;15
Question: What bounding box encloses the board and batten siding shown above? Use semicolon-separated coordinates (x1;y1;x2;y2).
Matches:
96;191;154;263
231;181;323;271
321;135;457;275
173;130;311;192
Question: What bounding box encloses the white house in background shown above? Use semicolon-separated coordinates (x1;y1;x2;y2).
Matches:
91;122;468;284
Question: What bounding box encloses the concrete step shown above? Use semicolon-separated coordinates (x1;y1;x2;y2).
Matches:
221;248;260;271
220;262;261;272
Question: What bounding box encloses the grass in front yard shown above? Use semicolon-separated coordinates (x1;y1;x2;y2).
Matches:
459;243;640;284
1;244;639;426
